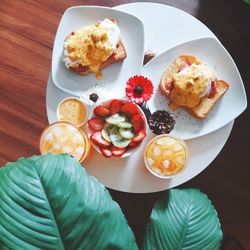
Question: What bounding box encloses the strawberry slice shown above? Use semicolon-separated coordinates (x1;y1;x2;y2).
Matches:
132;130;147;143
100;147;112;158
90;131;111;147
131;114;144;132
88;117;106;131
120;103;138;117
109;99;123;115
93;105;110;117
111;146;126;157
128;141;139;148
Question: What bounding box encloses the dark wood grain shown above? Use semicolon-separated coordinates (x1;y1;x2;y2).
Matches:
0;0;249;248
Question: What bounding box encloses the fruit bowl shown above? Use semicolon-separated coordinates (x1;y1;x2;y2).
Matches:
87;99;147;158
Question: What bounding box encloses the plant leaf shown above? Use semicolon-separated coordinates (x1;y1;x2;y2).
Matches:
142;189;222;250
0;154;138;249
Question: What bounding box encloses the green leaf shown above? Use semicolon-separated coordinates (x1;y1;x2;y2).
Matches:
142;189;222;250
0;154;138;249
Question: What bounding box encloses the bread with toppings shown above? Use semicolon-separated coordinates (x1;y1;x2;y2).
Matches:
160;55;229;119
63;19;127;79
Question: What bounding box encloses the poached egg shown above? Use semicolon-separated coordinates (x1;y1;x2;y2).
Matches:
63;19;120;79
170;63;216;108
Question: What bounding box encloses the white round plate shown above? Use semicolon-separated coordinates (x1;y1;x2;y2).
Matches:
142;37;246;140
46;2;234;193
52;6;144;97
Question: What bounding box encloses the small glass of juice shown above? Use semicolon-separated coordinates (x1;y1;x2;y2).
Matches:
57;97;87;128
40;121;91;162
144;134;189;178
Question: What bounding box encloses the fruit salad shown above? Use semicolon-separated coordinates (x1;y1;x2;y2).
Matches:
88;99;147;158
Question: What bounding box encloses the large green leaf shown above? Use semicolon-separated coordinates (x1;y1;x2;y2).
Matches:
0;154;138;249
142;189;222;250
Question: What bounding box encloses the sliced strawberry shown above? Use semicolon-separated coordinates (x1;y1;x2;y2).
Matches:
90;131;111;147
109;99;123;115
111;146;126;157
100;147;112;158
93;105;110;117
131;114;144;132
88;117;105;131
120;103;138;117
132;130;147;143
128;141;139;148
208;80;217;98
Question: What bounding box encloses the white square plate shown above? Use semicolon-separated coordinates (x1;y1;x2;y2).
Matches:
141;37;247;140
52;6;144;97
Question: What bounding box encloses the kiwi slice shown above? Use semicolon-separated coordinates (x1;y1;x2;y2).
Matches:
116;121;133;128
106;114;126;125
101;123;114;142
119;128;135;140
109;126;131;148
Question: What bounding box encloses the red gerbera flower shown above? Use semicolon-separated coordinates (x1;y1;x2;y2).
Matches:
125;75;154;105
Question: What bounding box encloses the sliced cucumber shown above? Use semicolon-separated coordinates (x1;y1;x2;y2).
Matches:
119;128;135;140
106;114;126;125
109;126;131;148
116;121;133;128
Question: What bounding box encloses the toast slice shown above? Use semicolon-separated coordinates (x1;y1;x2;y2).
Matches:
160;55;229;119
189;80;229;119
64;18;127;76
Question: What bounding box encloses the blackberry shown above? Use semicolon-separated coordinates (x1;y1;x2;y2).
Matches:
89;93;99;102
149;110;175;135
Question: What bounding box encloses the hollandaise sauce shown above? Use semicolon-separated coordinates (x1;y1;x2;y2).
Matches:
171;63;216;108
64;19;120;79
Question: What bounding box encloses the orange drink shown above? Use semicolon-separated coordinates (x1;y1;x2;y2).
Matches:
40;121;90;162
144;134;189;178
57;97;87;127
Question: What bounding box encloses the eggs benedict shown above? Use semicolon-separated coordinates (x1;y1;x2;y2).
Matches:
63;19;126;79
160;55;229;119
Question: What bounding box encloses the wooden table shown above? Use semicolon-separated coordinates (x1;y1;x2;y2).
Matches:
1;0;249;248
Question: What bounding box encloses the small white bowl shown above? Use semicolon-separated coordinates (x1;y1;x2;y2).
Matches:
87;98;147;158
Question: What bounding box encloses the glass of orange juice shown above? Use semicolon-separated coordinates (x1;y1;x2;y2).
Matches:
57;97;88;128
144;134;189;178
40;121;91;162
